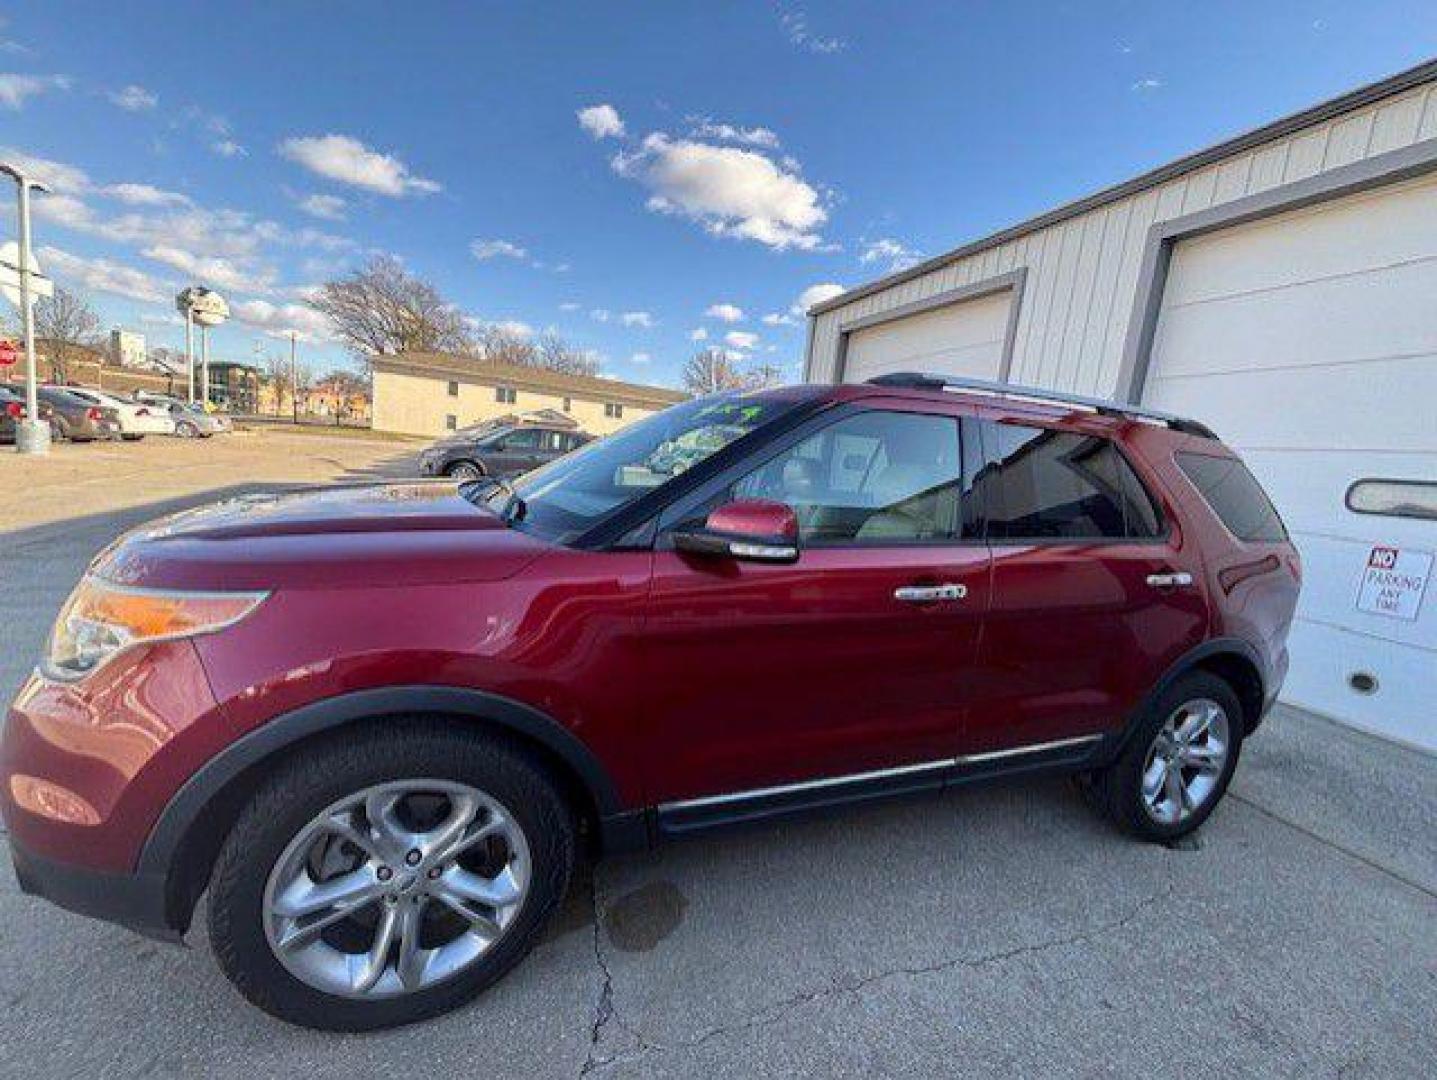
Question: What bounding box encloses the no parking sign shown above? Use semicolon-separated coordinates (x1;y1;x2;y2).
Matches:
1356;545;1432;621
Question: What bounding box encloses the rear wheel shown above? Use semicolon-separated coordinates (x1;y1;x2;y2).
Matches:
445;460;483;480
207;725;575;1030
1088;671;1243;842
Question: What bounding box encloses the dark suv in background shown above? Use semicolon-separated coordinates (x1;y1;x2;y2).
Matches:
4;375;1299;1030
418;417;591;479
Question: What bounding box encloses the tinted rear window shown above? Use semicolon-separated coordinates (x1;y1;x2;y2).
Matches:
975;422;1162;540
1176;452;1287;542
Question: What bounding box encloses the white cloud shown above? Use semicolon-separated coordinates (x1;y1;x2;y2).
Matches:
620;310;654;328
725;330;759;350
494;319;533;338
140;311;186;327
791;282;845;315
297;193;346;221
102;183;191;208
778;8;846;54
108;84;157;111
859;237;923;272
687;118;781;149
705;302;745;323
0;147;90;192
629;351;651;364
471;238;529;261
1132;78;1162;92
142;244;276;294
611;133;828;251
558;301;581;312
689;326;708;342
211;139;247;158
277;134;440;196
761;312;797;327
37;245;170;303
233;298;337;344
577;103;625;140
0;73;70;110
589;308;611;323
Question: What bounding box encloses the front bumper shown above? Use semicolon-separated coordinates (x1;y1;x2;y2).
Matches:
9;837;178;942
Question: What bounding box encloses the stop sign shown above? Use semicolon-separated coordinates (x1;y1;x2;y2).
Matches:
0;340;18;367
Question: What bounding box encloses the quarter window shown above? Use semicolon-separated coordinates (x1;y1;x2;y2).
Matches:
732;411;967;545
1176;452;1286;542
975;423;1162;540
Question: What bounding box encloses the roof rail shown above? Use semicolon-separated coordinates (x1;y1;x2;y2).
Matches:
865;372;1218;439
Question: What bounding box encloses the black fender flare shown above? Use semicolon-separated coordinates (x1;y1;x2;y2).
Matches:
1107;637;1269;758
138;685;629;886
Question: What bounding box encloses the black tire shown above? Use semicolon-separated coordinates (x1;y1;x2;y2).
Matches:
176;421;198;438
1087;671;1244;843
207;723;575;1031
445;460;484;480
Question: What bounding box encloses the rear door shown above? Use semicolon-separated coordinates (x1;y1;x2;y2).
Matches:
643;403;991;808
960;414;1209;755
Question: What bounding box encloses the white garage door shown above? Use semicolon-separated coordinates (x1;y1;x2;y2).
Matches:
1145;172;1437;749
843;289;1013;384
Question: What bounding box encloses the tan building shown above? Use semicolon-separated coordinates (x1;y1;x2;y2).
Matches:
372;351;688;438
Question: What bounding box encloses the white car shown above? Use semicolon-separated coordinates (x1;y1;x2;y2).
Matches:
58;387;174;439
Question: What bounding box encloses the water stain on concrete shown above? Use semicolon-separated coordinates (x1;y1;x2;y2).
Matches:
602;881;687;952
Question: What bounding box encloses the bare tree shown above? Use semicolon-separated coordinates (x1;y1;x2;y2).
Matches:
258;352;290;415
463;324;600;376
290;360;316;422
307;256;471;373
34;286;101;384
682;348;751;395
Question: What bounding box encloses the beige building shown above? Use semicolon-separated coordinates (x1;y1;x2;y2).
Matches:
372;351;688;438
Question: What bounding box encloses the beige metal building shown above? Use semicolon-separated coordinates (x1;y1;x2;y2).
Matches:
371;352;688;438
804;59;1437;751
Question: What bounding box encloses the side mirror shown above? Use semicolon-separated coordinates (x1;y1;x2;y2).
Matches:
673;499;800;564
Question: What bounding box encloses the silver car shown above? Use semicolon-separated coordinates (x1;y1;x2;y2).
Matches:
168;402;225;438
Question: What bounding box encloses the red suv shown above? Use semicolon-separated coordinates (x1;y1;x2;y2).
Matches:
2;375;1299;1029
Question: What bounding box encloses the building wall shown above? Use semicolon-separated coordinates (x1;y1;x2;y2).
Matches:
372;368;665;437
807;79;1437;393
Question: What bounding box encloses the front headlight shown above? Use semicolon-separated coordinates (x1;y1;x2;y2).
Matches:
42;577;268;682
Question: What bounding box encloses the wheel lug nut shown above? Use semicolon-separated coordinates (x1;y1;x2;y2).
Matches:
377;866;393;881
405;849;422;866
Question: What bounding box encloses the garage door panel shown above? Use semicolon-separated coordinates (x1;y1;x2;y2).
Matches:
843;290;1011;383
1163;174;1437;305
1146;174;1437;746
1150;256;1437;378
1283;620;1433;749
1146;352;1437;452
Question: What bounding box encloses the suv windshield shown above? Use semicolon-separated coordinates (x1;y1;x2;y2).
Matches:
477;394;794;544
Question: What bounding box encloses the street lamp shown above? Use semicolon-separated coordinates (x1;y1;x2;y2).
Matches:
0;162;54;454
175;286;228;406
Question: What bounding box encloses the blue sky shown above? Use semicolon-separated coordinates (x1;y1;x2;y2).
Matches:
1;1;1433;388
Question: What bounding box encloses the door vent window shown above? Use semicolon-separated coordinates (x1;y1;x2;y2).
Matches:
1345;479;1437;521
976;423;1162;540
1176;452;1287;542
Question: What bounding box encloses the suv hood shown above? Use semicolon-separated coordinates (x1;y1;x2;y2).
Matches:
92;482;552;591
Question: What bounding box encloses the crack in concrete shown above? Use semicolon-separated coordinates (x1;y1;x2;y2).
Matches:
584;885;1172;1075
579;867;661;1077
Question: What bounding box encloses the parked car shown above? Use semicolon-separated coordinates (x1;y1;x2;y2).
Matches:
2;376;1300;1030
57;387;173;440
167;402;225;438
418;418;591;479
2;383;122;442
0;385;57;443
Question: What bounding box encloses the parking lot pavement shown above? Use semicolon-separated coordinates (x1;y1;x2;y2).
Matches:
2;435;1434;1077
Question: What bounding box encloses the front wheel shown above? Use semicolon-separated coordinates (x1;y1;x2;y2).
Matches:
445;460;483;480
1087;671;1243;842
207;724;575;1030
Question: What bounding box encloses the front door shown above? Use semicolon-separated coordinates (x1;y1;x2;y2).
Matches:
642;405;990;808
960;417;1209;755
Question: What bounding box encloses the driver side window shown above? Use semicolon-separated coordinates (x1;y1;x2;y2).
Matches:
732;411;966;545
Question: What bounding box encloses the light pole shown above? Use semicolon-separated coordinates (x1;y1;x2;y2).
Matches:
0;162;53;454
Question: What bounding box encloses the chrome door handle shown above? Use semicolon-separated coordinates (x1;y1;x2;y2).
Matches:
894;583;968;603
1146;572;1194;589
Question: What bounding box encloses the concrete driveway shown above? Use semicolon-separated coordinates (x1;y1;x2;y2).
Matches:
1;433;1433;1078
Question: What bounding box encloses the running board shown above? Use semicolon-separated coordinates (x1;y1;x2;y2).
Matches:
655;734;1105;837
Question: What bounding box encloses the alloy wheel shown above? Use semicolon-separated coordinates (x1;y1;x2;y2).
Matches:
1139;697;1230;826
262;779;531;999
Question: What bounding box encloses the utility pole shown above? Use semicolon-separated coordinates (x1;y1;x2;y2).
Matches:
290;331;299;424
200;323;210;406
0;163;53;454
